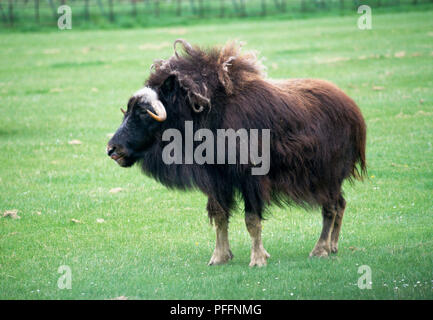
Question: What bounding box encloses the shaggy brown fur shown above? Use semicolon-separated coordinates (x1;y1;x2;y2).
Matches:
145;40;366;212
108;39;367;263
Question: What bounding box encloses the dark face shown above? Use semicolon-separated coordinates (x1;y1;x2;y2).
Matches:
107;87;167;167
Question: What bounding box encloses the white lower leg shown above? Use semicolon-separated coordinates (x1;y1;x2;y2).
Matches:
208;216;233;265
245;215;270;267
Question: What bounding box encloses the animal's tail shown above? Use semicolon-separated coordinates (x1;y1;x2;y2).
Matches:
353;111;367;180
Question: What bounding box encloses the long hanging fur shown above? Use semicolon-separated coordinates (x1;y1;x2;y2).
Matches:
141;40;367;218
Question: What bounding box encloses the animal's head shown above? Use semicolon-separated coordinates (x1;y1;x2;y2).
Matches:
107;87;167;167
107;39;265;167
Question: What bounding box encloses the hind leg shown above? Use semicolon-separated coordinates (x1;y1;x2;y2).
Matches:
245;214;270;267
207;197;233;265
310;201;337;258
330;195;346;254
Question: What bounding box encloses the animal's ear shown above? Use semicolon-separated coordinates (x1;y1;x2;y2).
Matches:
218;57;235;95
217;42;239;95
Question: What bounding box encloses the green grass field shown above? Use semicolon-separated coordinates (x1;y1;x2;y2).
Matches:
1;9;432;299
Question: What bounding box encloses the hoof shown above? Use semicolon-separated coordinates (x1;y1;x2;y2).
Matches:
330;243;338;254
208;249;233;266
309;246;330;258
249;248;270;267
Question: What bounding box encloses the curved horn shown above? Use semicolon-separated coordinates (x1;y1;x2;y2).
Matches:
147;100;167;122
173;39;194;59
190;85;210;113
120;107;126;115
191;104;204;113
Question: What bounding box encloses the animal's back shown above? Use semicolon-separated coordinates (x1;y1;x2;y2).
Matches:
266;78;367;206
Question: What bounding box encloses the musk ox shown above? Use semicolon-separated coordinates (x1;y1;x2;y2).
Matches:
107;40;366;267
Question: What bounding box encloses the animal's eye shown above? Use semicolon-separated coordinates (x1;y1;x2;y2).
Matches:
136;103;150;114
135;104;150;119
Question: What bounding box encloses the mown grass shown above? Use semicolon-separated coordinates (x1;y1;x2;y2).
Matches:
0;9;432;299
